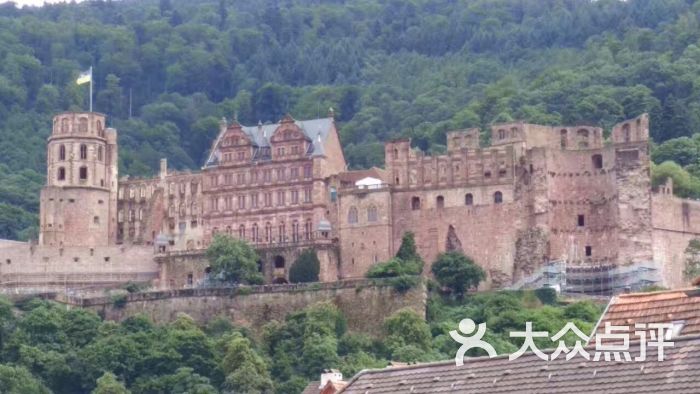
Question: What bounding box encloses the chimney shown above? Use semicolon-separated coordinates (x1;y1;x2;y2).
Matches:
319;369;343;389
159;158;168;179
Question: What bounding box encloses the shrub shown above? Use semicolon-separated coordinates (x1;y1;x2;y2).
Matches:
534;287;557;305
431;252;485;296
289;249;320;283
112;294;127;309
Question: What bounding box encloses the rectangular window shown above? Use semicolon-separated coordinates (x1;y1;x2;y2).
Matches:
238;195;246;209
585;246;592;257
210;175;218;187
277;191;285;206
79;167;88;180
224;174;232;185
251;171;258;183
304;165;312;179
237;173;245;184
578;215;585;227
304;187;312;203
290;168;299;179
251;193;258;208
225;196;233;210
291;189;299;204
276;168;285;181
264;192;272;207
211;197;218;212
237;151;245;161
264;169;272;182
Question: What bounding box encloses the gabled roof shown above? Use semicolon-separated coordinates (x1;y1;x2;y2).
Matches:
593;288;700;338
204;117;334;167
340;335;700;393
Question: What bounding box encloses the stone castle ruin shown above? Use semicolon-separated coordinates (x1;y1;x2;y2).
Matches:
1;111;699;294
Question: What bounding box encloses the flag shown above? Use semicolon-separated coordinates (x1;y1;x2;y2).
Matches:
76;69;91;85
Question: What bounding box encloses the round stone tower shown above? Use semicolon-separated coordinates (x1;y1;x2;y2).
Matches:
39;112;118;247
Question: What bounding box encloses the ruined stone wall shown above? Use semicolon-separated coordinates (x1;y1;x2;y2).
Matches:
651;192;700;288
337;186;393;278
61;280;426;337
0;244;158;292
543;147;619;264
390;185;522;288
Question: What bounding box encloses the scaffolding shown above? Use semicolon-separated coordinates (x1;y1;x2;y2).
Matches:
510;260;661;296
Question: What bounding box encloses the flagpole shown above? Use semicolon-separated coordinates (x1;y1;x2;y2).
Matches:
89;66;93;112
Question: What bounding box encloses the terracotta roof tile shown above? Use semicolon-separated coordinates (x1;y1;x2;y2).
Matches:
340;335;700;393
595;288;700;338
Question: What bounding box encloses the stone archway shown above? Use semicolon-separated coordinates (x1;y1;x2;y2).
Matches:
272;255;286;284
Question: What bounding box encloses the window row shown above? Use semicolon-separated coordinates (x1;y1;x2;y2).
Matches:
168;202;199;217
410;191;503;210
56;118;104;136
347;206;379;224
118;208;145;223
56;166;89;181
57;144;103;161
212;219;314;243
209;165;312;187
209;188;312;212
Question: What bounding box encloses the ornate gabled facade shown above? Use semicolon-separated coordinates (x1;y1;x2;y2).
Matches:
4;111;699;293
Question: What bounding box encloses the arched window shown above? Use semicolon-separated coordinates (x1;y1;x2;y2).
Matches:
305;219;312;240
57;167;66;181
436;195;445;209
367;206;378;222
59;145;66;161
97;146;103;161
393;148;399;160
61;118;69;133
265;222;272;242
80;144;87;160
494;191;503;204
292;220;300;241
78;118;88;133
411;196;421;210
238;224;245;239
278;222;286;242
79;166;88;180
252;223;259;242
96;120;103;136
560;129;567;148
465;193;473;206
348;207;358;224
622;123;631;142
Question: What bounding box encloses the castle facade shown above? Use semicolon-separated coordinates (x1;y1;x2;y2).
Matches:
2;111;699;293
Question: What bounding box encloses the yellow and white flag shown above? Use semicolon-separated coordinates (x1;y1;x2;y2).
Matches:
76;69;91;85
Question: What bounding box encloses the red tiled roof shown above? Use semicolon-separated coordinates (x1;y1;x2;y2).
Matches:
595;288;700;337
340;335;700;393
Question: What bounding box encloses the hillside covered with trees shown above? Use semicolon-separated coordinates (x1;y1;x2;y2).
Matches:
0;289;601;393
3;0;700;239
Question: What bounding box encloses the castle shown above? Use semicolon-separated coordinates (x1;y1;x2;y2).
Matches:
2;111;700;293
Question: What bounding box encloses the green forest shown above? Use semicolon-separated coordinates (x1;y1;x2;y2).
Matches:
4;0;700;239
0;289;602;393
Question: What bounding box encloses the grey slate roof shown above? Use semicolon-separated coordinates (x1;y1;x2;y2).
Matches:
204;117;334;167
340;335;700;394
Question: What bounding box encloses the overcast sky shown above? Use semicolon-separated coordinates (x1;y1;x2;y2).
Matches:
0;0;85;6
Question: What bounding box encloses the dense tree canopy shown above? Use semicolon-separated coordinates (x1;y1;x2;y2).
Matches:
2;0;700;237
0;286;601;393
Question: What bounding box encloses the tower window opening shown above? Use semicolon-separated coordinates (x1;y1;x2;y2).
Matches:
79;166;88;180
57;167;66;181
578;215;585;227
585;246;592;257
80;144;87;159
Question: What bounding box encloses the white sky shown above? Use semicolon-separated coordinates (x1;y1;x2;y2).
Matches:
0;0;85;6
